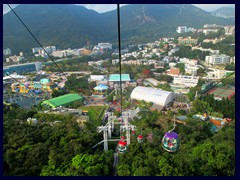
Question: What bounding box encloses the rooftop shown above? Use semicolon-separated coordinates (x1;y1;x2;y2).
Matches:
109;74;130;81
42;93;83;108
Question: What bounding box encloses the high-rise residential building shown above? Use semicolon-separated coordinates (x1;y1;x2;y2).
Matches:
205;54;230;65
176;26;195;33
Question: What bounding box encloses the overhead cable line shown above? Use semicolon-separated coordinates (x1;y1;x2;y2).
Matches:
117;4;123;115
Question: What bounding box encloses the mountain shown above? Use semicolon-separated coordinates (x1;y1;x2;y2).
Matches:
212;7;235;18
3;4;235;55
3;4;117;54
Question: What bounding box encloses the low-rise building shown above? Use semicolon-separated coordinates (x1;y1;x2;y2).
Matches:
3;62;42;75
203;29;219;35
166;68;180;76
90;75;107;82
98;43;112;50
207;68;234;79
179;58;198;66
145;78;161;86
173;75;199;87
108;74;131;88
224;26;235;35
42;94;83;108
178;37;198;46
6;55;25;63
203;24;222;29
192;46;220;55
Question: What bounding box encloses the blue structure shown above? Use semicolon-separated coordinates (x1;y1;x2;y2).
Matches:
93;84;109;95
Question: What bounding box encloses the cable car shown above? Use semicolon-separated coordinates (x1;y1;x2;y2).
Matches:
137;134;143;143
117;136;127;153
161;131;179;152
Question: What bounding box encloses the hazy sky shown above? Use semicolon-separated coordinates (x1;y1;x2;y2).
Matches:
3;4;235;14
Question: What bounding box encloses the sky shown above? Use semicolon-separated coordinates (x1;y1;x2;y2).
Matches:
3;4;235;14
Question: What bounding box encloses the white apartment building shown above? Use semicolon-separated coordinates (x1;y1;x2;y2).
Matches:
224;26;235;35
6;55;25;63
207;69;226;79
45;46;56;53
52;49;83;58
112;59;119;65
192;46;220;55
173;75;199;87
90;75;107;82
88;60;107;66
3;48;11;55
168;47;179;56
32;47;42;53
169;62;177;68
203;24;222;28
207;68;234;79
205;54;230;65
37;46;56;54
176;26;195;33
52;50;67;58
230;56;235;64
98;43;112;50
179;58;198;66
185;64;204;76
203;29;219;35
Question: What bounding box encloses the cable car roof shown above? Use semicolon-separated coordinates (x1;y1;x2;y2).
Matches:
164;131;178;139
118;140;127;146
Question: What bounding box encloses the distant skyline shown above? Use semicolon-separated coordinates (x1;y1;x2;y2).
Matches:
3;4;235;14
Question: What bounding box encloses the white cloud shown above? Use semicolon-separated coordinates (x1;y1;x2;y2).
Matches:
78;4;127;13
3;4;19;14
3;4;10;14
3;4;126;15
192;4;235;12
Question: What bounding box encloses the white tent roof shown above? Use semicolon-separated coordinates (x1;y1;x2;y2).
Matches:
130;86;175;106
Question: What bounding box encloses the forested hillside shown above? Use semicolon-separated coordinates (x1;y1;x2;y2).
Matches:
3;94;235;176
3;4;234;54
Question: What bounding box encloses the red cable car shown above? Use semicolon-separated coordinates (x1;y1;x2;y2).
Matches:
117;136;127;153
137;134;143;143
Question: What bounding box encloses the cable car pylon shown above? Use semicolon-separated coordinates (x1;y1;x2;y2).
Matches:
93;111;136;153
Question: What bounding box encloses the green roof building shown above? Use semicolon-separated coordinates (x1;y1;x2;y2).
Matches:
42;93;83;108
108;74;131;88
108;74;130;82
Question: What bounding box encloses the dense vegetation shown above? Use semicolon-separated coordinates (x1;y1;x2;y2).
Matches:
3;91;235;176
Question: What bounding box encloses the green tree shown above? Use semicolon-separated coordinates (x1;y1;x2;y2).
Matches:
176;63;185;74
